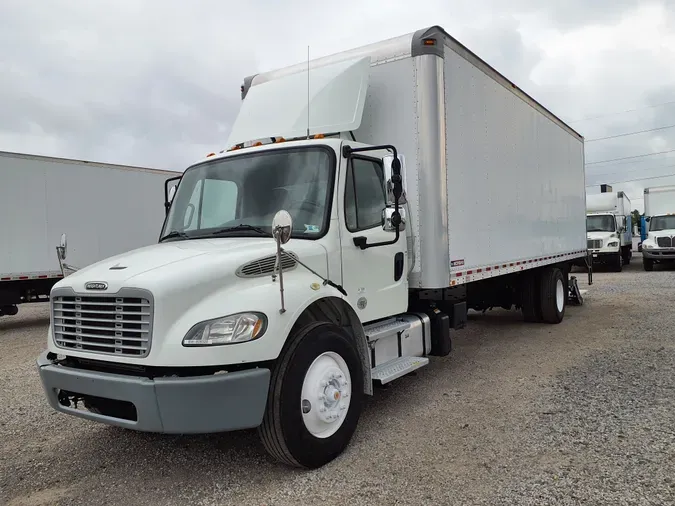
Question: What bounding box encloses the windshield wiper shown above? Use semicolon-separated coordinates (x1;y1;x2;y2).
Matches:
211;224;272;237
159;230;190;242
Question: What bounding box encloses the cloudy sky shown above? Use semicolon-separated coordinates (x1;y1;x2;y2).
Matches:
1;0;674;211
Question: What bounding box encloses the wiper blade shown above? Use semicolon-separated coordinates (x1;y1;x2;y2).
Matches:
159;230;190;242
211;224;271;237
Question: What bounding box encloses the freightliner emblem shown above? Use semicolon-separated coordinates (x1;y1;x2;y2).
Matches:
85;281;108;291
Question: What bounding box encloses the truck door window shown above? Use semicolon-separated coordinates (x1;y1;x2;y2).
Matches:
183;179;238;231
344;157;386;232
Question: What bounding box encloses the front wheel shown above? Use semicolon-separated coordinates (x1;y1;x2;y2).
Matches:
643;257;654;271
258;322;364;469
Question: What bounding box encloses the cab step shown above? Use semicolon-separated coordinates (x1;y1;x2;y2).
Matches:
371;356;430;385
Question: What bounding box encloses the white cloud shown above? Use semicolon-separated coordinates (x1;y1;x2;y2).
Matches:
0;0;674;211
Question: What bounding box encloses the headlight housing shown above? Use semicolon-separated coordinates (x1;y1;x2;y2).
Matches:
643;243;653;249
182;312;267;346
607;241;619;247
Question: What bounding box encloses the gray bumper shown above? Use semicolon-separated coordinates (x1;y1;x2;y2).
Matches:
36;350;271;434
643;249;675;260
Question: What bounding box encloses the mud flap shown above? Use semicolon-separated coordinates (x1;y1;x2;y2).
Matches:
567;276;583;306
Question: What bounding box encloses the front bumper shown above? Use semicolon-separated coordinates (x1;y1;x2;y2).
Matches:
36;350;271;434
642;249;675;260
589;249;620;261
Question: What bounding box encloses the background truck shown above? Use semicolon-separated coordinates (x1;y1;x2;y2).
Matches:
36;25;588;469
641;184;675;271
585;191;633;271
0;150;179;317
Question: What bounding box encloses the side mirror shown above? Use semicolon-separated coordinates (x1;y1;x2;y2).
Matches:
164;175;182;215
272;210;293;245
58;233;67;260
383;207;406;232
382;154;407;206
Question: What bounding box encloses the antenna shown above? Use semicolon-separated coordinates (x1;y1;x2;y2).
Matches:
306;45;310;139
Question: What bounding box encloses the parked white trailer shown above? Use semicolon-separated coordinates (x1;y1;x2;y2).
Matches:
641;184;675;270
0;150;179;316
585;191;633;271
36;26;588;469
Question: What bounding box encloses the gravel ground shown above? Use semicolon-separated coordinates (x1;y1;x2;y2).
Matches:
1;255;674;506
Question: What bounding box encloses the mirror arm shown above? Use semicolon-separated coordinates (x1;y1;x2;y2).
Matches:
343;145;403;250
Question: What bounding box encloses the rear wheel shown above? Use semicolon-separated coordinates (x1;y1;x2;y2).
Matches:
521;270;542;323
539;267;566;324
258;322;364;469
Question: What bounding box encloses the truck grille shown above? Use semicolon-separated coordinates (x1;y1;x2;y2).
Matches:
587;239;603;249
656;236;673;248
52;289;153;358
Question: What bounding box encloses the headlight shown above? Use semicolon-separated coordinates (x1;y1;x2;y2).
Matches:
607;241;619;247
182;312;267;346
643;243;653;249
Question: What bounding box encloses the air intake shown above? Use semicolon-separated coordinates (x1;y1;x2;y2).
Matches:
236;252;298;278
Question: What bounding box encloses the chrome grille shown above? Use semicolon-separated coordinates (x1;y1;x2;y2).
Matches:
587;239;603;249
52;289;153;357
656;236;673;248
236;252;298;278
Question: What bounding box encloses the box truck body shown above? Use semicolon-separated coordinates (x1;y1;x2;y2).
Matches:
585;191;633;271
0;150;178;315
641;184;675;270
36;26;588;469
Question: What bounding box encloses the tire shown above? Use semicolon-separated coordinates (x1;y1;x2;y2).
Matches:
521;270;542;323
612;252;623;272
643;257;654;271
622;249;631;266
538;267;566;324
258;322;364;469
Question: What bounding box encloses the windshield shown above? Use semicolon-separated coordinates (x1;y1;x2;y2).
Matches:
587;214;616;232
649;215;675;231
161;146;334;241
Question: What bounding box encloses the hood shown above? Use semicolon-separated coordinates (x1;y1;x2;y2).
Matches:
55;237;328;294
586;231;617;241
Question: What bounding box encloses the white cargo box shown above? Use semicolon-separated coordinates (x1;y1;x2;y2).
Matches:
644;185;675;217
0;151;178;282
238;26;587;289
586;191;631;216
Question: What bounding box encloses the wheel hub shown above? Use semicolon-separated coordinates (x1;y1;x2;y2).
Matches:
301;352;352;438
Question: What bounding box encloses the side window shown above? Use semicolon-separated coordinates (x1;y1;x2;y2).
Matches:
200;179;238;228
182;179;238;231
183;180;203;231
344;157;386;232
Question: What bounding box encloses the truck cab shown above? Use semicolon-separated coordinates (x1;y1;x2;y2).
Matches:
641;214;675;270
585;192;633;271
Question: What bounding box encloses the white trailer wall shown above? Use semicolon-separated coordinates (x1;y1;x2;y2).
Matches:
444;46;586;280
644;185;675;216
0;152;178;278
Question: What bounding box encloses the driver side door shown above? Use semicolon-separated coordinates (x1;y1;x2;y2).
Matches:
339;153;408;324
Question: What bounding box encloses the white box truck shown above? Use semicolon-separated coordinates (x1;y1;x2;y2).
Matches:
36;26;588;469
641;184;675;270
0;150;179;317
585;191;633;271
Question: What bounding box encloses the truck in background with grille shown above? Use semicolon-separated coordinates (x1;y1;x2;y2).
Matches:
585;191;633;272
36;26;589;469
0;150;178;317
641;185;675;271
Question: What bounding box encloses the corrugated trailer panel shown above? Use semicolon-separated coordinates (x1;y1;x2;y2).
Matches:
0;152;177;278
443;43;586;282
